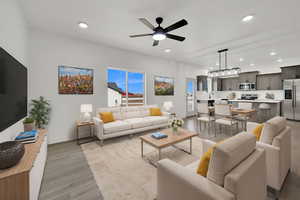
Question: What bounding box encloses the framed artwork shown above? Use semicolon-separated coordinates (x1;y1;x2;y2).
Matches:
58;66;93;94
154;76;174;96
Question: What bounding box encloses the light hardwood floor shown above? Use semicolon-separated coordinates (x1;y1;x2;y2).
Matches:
39;117;300;200
39;142;103;200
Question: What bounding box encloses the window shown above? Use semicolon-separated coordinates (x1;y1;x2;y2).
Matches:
107;68;145;107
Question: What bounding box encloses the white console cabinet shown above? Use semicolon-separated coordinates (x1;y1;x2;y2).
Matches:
0;130;47;200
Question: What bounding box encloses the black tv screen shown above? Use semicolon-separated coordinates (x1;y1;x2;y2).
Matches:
0;47;27;132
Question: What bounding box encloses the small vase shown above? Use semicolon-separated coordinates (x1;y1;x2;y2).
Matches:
172;127;178;133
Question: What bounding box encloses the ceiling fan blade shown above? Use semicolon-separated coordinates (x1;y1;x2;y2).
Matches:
153;40;159;46
166;34;186;41
139;18;155;30
129;33;153;38
164;19;188;33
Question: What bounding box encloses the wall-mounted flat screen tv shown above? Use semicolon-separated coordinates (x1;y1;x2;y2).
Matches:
0;47;27;132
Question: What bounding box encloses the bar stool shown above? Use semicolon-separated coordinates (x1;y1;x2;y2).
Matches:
214;104;238;136
197;103;215;136
258;103;271;122
233;103;253;131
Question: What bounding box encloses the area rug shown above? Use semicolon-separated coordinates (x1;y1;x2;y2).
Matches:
81;133;204;200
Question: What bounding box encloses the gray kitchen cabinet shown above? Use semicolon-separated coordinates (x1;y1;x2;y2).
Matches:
238;71;258;83
231;78;239;90
257;73;282;90
221;78;239;91
212;78;222;91
281;66;298;79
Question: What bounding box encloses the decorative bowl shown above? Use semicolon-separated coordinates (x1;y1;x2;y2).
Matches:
0;141;25;169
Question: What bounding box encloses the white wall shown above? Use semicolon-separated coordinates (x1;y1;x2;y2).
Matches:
107;88;122;107
0;0;28;142
29;29;205;144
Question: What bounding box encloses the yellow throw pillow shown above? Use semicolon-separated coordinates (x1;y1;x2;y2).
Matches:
197;146;214;177
149;107;162;116
252;124;264;141
197;141;224;177
99;112;115;123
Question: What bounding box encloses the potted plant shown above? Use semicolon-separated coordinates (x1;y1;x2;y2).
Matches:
169;118;184;133
23;117;35;132
29;96;51;129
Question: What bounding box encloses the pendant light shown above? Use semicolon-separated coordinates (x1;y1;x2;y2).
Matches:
208;49;241;78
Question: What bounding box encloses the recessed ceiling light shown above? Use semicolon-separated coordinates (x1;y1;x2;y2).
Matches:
164;49;171;53
270;51;277;56
250;63;255;66
239;58;244;62
277;58;283;62
78;22;88;29
242;15;254;23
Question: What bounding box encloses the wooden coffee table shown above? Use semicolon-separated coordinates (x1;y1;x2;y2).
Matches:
140;128;198;167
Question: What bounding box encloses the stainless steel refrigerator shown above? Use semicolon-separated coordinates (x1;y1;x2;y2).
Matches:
283;79;300;120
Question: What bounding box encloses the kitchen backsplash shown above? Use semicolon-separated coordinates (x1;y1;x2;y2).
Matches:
197;90;284;100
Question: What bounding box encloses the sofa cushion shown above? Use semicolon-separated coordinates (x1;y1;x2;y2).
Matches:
122;106;143;119
139;105;158;117
97;107;123;120
144;116;169;125
124;118;153;129
103;120;131;134
207;133;256;186
260;116;287;144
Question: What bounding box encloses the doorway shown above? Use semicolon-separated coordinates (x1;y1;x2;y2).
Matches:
186;78;196;117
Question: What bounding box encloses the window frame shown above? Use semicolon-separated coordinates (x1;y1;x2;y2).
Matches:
107;67;147;107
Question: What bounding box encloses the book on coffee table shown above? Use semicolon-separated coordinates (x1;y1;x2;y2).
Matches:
151;132;168;139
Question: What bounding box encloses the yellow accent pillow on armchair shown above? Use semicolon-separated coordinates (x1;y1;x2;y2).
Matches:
252;124;264;141
99;112;115;123
197;141;225;177
149;108;162;116
197;146;214;177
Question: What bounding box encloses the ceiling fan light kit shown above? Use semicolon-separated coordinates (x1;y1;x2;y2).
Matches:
208;49;241;78
129;17;188;46
152;33;166;41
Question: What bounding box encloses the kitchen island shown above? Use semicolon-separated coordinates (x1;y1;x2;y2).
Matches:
197;99;283;121
228;99;283;119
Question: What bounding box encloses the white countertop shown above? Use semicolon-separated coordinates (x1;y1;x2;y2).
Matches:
197;99;282;103
227;99;282;103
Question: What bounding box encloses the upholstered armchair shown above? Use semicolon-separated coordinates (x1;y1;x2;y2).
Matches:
156;133;267;200
247;116;291;194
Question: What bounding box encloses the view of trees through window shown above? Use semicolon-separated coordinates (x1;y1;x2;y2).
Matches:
107;68;145;107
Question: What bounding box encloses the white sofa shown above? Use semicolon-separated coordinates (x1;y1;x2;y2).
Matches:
246;116;291;193
157;133;267;200
93;105;170;143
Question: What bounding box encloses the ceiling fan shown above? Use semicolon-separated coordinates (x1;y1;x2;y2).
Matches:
129;17;188;46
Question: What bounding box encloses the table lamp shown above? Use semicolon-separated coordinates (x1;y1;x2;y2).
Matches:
163;101;174;112
80;104;93;122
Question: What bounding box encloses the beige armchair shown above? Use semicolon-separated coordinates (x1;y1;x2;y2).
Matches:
247;116;291;194
157;133;267;200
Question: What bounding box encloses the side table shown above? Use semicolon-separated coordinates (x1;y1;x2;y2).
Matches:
76;121;96;145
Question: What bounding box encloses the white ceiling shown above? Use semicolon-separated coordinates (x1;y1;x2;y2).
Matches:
19;0;300;70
